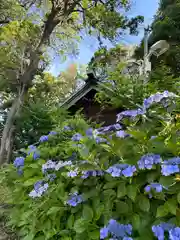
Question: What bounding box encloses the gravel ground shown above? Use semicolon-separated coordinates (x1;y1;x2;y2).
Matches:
0;215;18;240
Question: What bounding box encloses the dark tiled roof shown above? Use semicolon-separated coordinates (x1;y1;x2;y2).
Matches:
60;73;98;109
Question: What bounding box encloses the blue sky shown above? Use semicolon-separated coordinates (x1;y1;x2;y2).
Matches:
49;0;159;76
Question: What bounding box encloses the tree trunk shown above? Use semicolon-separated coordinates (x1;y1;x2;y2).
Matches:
6;125;15;163
0;86;27;165
0;3;79;165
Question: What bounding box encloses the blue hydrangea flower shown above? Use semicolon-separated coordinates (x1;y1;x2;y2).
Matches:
152;223;175;240
42;160;56;173
106;165;122;177
122;166;136;177
27;145;40;160
49;131;57;135
107;219;132;238
27;145;35;154
55;160;72;171
66;192;84;207
163;157;180;165
14;157;25;168
169;227;180;240
81;170;104;179
39;135;48;142
116;108;145;122
161;164;179;176
28;145;36;151
116;130;130;138
97;124;122;134
152;225;164;240
86;128;93;137
67;169;78;177
71;133;82;141
106;164;136;178
34;180;44;191
161;157;180;176
161;223;175;231
63;126;72;131
122;237;133;240
95;136;107;144
138;154;161;170
47;173;56;182
17;167;23;175
29;182;49;198
100;226;109;239
32;151;40;160
145;183;163;198
143;91;177;110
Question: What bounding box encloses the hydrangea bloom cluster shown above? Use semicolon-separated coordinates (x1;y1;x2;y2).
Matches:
116;91;177;123
32;151;40;160
138;154;161;170
143;91;177;110
71;133;83;141
49;131;57;135
39;131;57;143
67;169;104;179
161;157;180;176
116;130;130;138
116;109;145;122
152;222;176;240
66;192;84;207
67;169;78;177
81;170;104;179
100;219;133;239
95;136;108;144
39;135;49;142
28;145;36;152
29;181;49;198
145;183;163;198
42;160;57;173
106;164;136;177
42;160;72;173
169;227;180;240
63;125;72;131
13;156;25;175
27;145;40;160
70;124;126;146
14;157;25;168
55;160;72;170
86;128;93;137
96;124;122;134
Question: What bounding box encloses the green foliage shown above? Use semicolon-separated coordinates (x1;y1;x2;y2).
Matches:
148;64;180;93
95;63;145;109
95;58;180;110
14;101;69;150
0;91;180;239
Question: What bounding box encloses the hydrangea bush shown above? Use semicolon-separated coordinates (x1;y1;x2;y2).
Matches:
0;91;180;240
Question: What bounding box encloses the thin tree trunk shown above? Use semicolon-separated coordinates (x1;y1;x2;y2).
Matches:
0;86;27;165
6;125;15;163
0;2;80;165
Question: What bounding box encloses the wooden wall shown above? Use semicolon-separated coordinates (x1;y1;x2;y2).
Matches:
68;89;123;126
